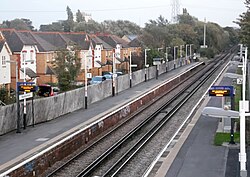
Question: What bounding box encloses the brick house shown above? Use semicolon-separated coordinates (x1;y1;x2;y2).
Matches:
0;29;142;88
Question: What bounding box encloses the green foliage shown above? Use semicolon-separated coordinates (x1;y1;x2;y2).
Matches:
199;48;215;58
53;47;81;91
214;132;240;146
237;0;250;47
0;88;15;105
146;49;166;65
1;18;34;31
101;20;142;37
76;10;85;23
64;6;74;32
40;22;64;32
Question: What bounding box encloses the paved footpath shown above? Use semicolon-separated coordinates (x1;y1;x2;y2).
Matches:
0;63;197;173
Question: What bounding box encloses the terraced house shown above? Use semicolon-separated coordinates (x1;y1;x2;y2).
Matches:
0;28;141;91
0;32;11;92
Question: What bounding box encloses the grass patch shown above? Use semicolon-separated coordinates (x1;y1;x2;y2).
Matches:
214;132;240;146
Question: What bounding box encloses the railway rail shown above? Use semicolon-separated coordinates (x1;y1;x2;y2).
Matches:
46;51;235;177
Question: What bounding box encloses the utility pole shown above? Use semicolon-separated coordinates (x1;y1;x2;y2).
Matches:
203;18;207;48
171;0;180;23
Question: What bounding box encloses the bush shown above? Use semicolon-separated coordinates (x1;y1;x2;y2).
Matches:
0;88;15;105
199;48;215;59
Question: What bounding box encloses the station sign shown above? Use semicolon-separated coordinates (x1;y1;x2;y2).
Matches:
209;86;234;97
19;92;33;100
131;64;138;67
17;82;37;93
18;85;37;92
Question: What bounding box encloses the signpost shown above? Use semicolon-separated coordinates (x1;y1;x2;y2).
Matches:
153;58;163;79
17;82;37;130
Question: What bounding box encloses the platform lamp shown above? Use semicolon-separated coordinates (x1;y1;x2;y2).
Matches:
22;59;35;129
190;44;194;62
174;46;178;69
144;48;150;82
165;47;171;73
185;44;189;65
6;60;21;133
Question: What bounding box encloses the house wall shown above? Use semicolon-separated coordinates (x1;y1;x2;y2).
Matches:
36;53;57;85
20;45;37;83
9;55;20;90
0;44;11;86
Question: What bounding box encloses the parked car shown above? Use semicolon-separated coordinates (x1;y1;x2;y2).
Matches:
102;72;123;79
90;76;106;85
103;74;112;80
37;84;54;97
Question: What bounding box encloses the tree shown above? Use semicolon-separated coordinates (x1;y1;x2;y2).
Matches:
64;6;74;32
76;10;84;23
53;47;81;91
1;19;33;30
237;0;250;47
40;22;64;32
177;9;198;26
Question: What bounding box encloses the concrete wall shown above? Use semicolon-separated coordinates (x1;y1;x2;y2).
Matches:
0;61;191;135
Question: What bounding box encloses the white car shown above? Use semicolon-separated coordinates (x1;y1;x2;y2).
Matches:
90;76;106;85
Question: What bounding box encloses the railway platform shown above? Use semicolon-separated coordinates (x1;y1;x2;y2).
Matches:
1;59;248;177
154;60;250;177
0;62;199;176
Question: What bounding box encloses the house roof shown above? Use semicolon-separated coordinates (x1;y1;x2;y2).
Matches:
0;41;5;51
96;34;129;48
91;35;113;49
46;66;56;75
128;38;143;48
1;30;26;52
20;67;38;78
123;35;138;41
34;32;68;50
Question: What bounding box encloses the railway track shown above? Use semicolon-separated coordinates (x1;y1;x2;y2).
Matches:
46;51;235;177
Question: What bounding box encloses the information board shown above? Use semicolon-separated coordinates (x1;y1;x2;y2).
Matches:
209;86;234;97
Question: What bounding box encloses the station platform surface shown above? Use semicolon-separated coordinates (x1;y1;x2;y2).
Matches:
158;61;250;177
0;63;198;174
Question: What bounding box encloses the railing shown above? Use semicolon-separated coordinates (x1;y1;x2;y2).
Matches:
0;100;6;106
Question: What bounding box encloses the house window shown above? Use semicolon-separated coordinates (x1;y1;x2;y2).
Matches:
22;51;27;65
30;50;35;64
1;56;6;66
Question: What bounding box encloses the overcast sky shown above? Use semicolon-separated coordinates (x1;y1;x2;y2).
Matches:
0;0;246;29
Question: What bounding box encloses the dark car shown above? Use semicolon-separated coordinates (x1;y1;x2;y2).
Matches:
37;84;55;97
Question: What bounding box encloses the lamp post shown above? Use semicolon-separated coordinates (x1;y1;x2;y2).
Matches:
84;54;92;109
144;49;150;82
180;45;184;66
239;45;248;177
22;59;34;129
165;47;170;73
186;44;189;65
6;60;21;133
129;51;132;88
174;46;178;69
190;44;194;62
112;52;117;96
